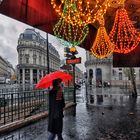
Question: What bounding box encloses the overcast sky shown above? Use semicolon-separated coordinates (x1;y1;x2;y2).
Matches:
0;14;86;72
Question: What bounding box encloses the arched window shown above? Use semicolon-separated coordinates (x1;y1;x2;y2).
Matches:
89;69;93;78
96;68;102;83
32;34;36;40
20;34;24;39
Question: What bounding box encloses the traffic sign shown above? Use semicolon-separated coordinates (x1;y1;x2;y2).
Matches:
66;57;81;64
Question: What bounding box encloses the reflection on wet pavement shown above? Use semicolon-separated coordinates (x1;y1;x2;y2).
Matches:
0;86;140;140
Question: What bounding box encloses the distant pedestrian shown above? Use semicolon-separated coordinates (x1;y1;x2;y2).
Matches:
48;78;65;140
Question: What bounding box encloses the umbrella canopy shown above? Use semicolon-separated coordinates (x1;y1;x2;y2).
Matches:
35;71;72;89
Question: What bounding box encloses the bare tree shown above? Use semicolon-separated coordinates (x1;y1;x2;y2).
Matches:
129;68;137;97
123;68;137;97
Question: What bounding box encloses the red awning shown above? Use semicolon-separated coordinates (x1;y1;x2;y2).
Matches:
0;0;97;50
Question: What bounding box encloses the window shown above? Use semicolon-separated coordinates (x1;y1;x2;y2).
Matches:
33;57;36;64
20;50;22;55
33;50;36;55
112;69;116;76
18;40;20;45
89;69;93;78
119;68;122;71
25;69;30;83
39;56;41;65
26;57;29;64
22;50;25;55
119;72;122;80
20;34;24;39
19;57;22;64
44;57;45;65
32;35;36;40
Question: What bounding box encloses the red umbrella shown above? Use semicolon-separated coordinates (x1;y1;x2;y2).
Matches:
35;71;72;89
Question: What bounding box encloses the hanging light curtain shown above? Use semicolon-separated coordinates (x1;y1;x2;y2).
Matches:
90;16;114;59
53;0;89;46
51;0;110;25
109;1;140;54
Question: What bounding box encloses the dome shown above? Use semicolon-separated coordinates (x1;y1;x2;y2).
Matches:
23;28;38;36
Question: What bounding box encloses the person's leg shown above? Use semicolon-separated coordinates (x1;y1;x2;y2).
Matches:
57;133;63;140
48;132;56;140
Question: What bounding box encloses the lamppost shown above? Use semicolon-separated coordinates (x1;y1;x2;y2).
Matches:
64;46;79;103
69;47;77;104
46;33;50;74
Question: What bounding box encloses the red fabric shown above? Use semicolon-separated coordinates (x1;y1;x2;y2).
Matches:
35;71;72;89
56;87;63;100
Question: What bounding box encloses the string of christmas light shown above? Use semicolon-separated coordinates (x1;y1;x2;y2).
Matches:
78;0;110;25
109;7;140;54
53;17;89;46
53;0;89;46
51;0;111;26
51;0;84;26
51;0;64;16
90;16;114;59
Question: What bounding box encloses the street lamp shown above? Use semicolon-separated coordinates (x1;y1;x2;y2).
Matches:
69;47;77;104
64;46;78;104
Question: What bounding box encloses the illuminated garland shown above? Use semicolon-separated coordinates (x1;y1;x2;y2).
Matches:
53;17;89;46
109;7;140;54
53;0;89;46
80;0;110;25
51;0;111;26
90;17;114;59
51;0;64;16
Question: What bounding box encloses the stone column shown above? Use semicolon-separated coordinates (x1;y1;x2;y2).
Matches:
22;68;25;90
37;69;39;82
22;68;25;85
30;69;33;85
18;69;20;84
41;70;44;78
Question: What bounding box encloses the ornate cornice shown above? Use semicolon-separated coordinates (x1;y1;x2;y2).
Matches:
85;59;112;67
17;45;46;52
17;64;47;70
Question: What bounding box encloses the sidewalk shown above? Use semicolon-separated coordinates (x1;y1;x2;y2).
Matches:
0;87;140;140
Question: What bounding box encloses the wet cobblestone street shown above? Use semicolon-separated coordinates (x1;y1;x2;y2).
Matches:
0;86;140;140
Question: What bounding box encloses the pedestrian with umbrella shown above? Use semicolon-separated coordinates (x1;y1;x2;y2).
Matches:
48;78;65;140
35;71;72;140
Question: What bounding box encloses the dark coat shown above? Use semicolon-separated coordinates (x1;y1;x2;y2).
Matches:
48;88;65;134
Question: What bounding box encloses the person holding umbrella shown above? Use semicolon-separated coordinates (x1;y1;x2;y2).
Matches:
48;78;65;140
35;71;72;140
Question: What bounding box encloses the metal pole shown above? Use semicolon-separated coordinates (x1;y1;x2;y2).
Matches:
73;64;76;116
73;64;76;103
46;33;50;74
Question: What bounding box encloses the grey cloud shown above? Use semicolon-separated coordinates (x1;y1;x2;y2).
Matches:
0;37;17;66
0;24;5;34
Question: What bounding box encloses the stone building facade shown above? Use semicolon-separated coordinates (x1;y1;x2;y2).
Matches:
0;56;15;83
85;51;140;87
17;28;60;85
